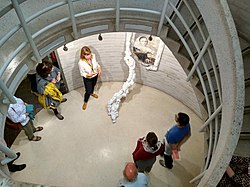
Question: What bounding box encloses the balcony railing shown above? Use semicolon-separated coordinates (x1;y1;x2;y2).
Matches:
0;0;244;186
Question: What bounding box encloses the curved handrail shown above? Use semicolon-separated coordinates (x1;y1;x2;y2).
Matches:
169;2;220;172
0;1;244;186
183;0;221;156
195;1;244;186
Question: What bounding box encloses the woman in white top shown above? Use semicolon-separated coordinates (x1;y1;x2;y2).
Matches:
78;46;102;110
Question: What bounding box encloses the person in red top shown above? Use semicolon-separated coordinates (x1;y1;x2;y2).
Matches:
132;132;164;173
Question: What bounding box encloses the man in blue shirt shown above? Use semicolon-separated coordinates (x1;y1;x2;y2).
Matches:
159;112;191;169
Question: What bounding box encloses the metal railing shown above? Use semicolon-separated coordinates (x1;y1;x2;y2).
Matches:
0;0;242;186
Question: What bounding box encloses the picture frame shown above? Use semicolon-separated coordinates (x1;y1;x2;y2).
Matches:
131;33;165;71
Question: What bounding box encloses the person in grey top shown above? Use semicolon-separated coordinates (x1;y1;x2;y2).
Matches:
36;60;67;120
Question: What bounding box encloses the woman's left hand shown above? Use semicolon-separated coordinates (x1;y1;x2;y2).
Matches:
51;78;57;84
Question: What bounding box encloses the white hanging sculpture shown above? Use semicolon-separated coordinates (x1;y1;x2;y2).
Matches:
107;33;136;123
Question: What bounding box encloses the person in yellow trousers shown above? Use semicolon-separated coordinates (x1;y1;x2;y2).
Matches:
78;46;102;110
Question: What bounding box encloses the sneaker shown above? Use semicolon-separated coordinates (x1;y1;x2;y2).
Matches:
8;164;26;172
55;113;64;120
159;160;173;169
91;93;98;99
82;103;87;110
9;152;21;165
15;152;20;160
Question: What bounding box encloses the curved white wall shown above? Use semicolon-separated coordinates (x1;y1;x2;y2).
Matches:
57;32;201;116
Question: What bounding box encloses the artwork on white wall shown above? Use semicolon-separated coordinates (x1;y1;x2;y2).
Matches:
131;33;165;71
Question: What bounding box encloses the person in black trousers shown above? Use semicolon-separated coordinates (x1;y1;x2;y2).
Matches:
159;112;191;169
36;60;67;120
7;152;26;172
78;46;102;110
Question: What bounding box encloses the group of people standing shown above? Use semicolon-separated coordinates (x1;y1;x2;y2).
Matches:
6;45;248;186
118;112;192;187
6;46;101;142
6;61;66;142
118;112;250;187
7;46;192;184
35;46;101;120
5;46;101;174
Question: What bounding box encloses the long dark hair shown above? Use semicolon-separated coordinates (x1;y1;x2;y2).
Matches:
36;60;53;78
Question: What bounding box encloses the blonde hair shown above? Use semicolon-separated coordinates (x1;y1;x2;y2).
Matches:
80;46;92;60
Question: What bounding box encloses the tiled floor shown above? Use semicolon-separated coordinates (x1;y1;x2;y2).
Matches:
10;82;203;187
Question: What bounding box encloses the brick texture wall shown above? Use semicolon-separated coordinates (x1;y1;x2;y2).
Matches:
57;32;201;116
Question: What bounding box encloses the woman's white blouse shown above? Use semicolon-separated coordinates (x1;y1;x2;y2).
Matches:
78;54;100;78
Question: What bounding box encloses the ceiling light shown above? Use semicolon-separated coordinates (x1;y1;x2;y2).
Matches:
148;35;153;41
98;34;103;41
63;44;68;51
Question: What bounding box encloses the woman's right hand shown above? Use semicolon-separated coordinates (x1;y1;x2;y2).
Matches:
88;72;93;77
51;78;57;84
88;72;98;77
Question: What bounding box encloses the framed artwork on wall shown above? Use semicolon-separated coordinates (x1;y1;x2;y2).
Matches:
131;33;165;71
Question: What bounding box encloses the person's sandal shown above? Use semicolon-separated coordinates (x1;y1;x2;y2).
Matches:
61;98;67;103
29;136;41;141
55;113;64;120
91;93;98;99
35;126;43;132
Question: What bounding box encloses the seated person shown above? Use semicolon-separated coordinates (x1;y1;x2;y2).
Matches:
217;155;250;187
